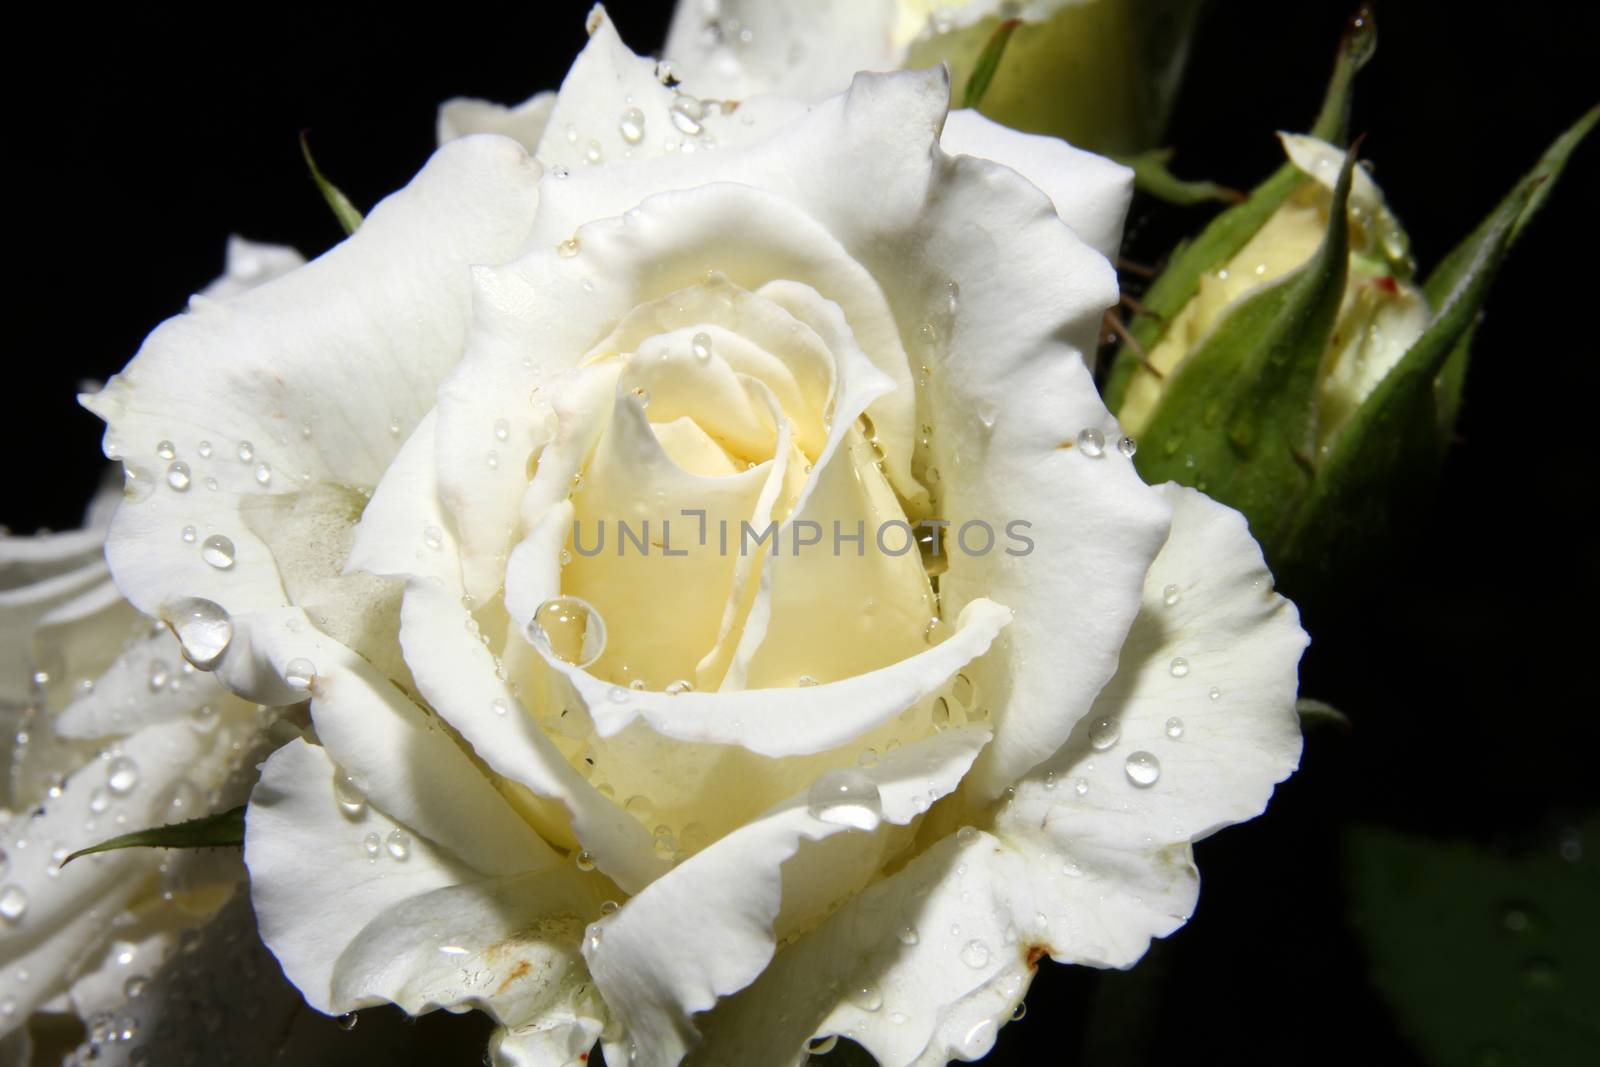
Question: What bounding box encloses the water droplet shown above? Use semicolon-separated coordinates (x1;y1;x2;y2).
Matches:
1124;751;1161;788
691;331;712;362
1162;584;1181;606
1076;428;1106;457
1117;435;1137;458
236;441;254;463
253;463;272;487
585;922;603;951
336;1012;359;1031
585;140;603;164
1169;657;1190;678
619;107;645;143
1072;777;1090;796
333;772;366;818
384;829;411;860
1088;716;1120;750
600;899;619;915
527;596;607;668
806;769;882;831
124;975;148;999
960;939;991;968
156;440;176;460
492;418;510;443
162;597;232;670
847;982;882;1011
1165;716;1185;739
664;678;693;695
669;92;704;134
931;696;952;729
147;660;171;691
558;237;581;258
165;461;191;491
284;658;316;691
1011;1001;1028;1021
196;440;214;459
107;756;140;795
575;849;596;872
0;885;27;924
796;674;817;687
422;526;443;550
362;833;381;859
200;534;236;570
897;925;920;946
181;525;197;543
491;698;510;716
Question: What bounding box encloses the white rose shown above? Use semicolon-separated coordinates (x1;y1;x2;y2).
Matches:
0;239;300;1055
81;9;1303;1066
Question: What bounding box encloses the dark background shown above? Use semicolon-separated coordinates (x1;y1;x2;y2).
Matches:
9;2;1596;1064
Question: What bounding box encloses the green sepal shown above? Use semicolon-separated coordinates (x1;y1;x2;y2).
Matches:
300;131;364;236
1273;107;1595;590
1131;149;1357;548
1111;148;1246;207
1104;5;1378;410
962;17;1021;110
1428;104;1597;447
60;804;245;868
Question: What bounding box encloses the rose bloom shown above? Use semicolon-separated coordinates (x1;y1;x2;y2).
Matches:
77;9;1303;1066
0;240;303;1057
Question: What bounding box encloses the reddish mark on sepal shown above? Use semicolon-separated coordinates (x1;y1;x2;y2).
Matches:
1373;275;1398;294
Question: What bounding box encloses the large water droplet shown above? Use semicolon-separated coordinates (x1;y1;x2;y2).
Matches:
1088;716;1120;750
806;769;882;831
669;92;704;134
200;535;236;570
691;332;712;362
385;829;411;860
1169;657;1190;678
236;441;255;463
0;884;27;924
156;440;177;460
166;598;232;669
1117;435;1138;458
1162;584;1181;606
1124;751;1161;788
527;596;607;668
284;658;316;691
619;107;645;144
165;461;192;492
333;772;366;818
1076;428;1106;457
107;756;140;795
960;939;991;968
847;981;882;1011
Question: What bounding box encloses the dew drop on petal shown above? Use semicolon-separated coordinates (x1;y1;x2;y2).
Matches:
181;525;197;543
1169;657;1190;678
1072;777;1090;797
960;939;990;968
619;107;645;143
107;756;140;795
1117;435;1138;458
197;440;214;459
575;849;596;872
663;678;693;695
0;885;27;924
1087;716;1120;750
527;596;607;668
1162;584;1181;607
806;770;882;831
1124;751;1161;788
1209;686;1221;701
847;982;882;1012
200;535;236;570
165;462;191;492
1076;428;1106;457
384;829;411;860
691;332;713;362
1165;716;1185;739
284;658;316;691
166;598;233;670
361;833;381;860
156;440;176;460
236;441;254;463
897;925;919;946
422;526;443;550
333;772;366;818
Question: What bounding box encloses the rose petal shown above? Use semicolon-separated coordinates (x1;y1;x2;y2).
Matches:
438;92;557;153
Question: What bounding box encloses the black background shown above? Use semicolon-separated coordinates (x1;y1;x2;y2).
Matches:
8;1;1597;1064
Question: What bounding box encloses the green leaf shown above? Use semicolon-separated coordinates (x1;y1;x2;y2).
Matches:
1428;104;1597;446
60;804;245;867
300;131;364;236
1131;148;1357;548
1104;4;1377;409
1112;148;1246;207
962;17;1022;110
1345;820;1600;1067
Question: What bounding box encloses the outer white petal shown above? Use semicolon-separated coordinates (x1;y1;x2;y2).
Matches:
199;236;305;301
584;725;990;1067
535;8;808;174
82;135;541;701
665;0;901;101
0;716;247;1026
939;108;1133;260
438;92;557;153
54;627;229;739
